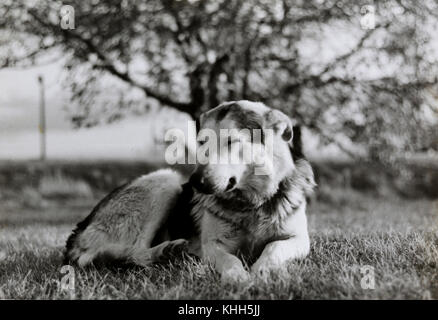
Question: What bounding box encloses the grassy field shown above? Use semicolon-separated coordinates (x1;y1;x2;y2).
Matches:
1;181;437;300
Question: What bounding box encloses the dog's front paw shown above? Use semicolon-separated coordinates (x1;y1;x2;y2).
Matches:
221;265;250;284
251;260;282;280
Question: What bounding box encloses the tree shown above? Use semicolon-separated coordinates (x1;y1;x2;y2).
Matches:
1;0;437;160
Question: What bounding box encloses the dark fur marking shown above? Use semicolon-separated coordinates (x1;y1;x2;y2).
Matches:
214;191;256;213
212;103;265;144
207;207;248;231
216;103;235;122
238;234;295;265
152;182;198;246
64;182;129;265
228;107;265;144
262;178;300;213
214;177;300;215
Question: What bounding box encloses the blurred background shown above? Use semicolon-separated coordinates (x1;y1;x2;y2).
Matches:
0;0;437;208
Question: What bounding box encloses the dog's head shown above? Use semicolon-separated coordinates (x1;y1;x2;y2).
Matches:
190;100;302;205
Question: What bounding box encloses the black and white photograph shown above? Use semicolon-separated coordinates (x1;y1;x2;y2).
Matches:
0;0;437;303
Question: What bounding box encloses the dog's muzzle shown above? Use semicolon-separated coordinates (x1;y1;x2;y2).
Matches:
189;170;237;194
189;171;215;194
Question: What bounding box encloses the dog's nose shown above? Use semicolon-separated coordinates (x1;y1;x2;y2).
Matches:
189;171;214;194
225;176;236;191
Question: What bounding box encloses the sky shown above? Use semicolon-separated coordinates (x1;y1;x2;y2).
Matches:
0;59;192;161
0;60;68;132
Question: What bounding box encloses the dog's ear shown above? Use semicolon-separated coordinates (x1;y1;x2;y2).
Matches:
264;109;293;142
195;112;206;133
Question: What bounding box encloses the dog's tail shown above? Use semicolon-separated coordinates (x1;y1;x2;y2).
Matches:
64;240;188;268
92;246;137;267
64;241;137;268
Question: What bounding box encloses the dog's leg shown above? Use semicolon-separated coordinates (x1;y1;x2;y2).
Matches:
203;241;250;283
130;239;188;267
252;202;311;278
251;234;310;277
200;214;250;283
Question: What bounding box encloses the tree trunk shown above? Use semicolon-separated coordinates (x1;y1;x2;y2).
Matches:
188;66;205;119
207;54;229;110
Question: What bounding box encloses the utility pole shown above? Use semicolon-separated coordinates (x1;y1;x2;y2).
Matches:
38;75;46;161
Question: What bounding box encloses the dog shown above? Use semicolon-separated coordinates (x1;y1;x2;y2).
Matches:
64;100;316;283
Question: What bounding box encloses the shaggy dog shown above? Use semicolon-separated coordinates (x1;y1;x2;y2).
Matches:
64;100;316;282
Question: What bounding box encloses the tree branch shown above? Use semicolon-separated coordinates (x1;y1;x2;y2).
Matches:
26;8;196;115
0;43;57;68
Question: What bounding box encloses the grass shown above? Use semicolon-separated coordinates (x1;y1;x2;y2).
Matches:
0;187;437;299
